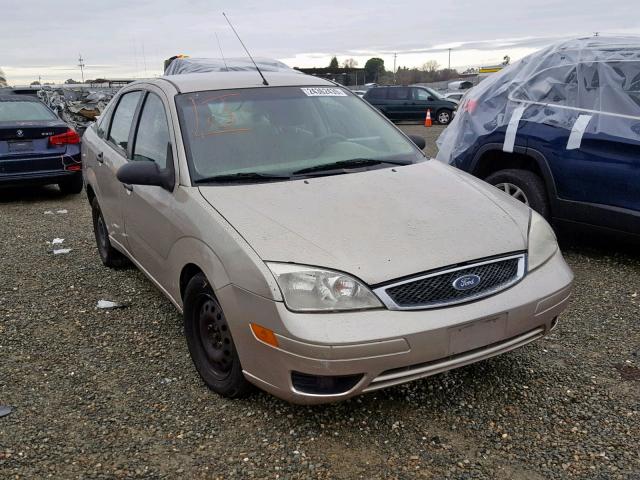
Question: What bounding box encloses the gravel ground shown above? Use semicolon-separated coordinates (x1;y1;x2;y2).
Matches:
1;125;639;479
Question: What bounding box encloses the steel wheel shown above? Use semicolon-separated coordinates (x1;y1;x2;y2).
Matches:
495;182;530;205
197;294;233;380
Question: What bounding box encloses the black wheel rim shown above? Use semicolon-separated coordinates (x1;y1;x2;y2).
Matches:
197;294;233;380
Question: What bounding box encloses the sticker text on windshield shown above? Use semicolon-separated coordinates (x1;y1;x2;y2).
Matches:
301;87;347;97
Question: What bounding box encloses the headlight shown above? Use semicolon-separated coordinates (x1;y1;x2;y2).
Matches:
527;211;558;271
266;263;383;312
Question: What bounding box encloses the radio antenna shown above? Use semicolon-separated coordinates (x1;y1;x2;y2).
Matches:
215;33;229;71
222;12;269;85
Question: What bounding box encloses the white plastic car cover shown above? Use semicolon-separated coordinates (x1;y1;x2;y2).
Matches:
436;36;640;164
164;57;299;75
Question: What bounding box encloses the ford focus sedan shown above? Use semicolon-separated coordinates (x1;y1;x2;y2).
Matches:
82;69;573;404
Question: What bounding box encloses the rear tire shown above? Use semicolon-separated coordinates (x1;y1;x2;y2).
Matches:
485;168;550;218
91;197;129;268
58;174;83;195
183;273;253;399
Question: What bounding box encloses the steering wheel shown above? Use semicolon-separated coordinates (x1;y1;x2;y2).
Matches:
310;133;347;157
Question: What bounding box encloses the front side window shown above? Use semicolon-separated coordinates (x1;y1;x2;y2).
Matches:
176;86;423;183
108;91;142;151
133;93;171;169
414;88;432;101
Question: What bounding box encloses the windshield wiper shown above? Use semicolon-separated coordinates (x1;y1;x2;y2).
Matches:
194;172;291;184
194;172;292;184
292;158;412;176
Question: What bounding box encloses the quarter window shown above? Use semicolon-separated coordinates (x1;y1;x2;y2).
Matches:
108;91;142;151
133;93;171;169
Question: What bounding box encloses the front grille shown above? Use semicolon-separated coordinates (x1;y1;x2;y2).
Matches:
375;254;525;310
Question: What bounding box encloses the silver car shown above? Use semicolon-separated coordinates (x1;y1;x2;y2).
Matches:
82;71;573;404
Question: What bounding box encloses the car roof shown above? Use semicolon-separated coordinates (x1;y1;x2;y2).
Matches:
148;71;336;93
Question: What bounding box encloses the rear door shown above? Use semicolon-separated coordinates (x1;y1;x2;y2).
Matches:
96;90;143;250
121;87;181;283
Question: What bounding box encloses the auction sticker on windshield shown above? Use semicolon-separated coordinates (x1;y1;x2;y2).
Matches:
301;87;347;96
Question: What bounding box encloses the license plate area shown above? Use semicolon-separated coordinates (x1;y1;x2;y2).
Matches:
8;140;34;152
448;314;508;356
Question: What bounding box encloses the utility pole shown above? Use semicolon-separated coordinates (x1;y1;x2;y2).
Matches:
448;48;451;70
78;54;85;83
393;53;397;84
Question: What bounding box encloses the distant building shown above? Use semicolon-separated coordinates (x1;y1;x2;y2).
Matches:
0;67;7;87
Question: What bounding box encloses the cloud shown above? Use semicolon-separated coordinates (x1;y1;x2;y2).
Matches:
1;0;638;84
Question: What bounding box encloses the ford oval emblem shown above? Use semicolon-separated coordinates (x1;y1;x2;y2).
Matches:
452;274;481;291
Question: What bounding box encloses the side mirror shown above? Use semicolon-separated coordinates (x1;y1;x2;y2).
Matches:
408;134;426;150
427;96;435;101
117;160;174;191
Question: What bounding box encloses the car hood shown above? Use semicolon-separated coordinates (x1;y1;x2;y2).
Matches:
198;161;530;285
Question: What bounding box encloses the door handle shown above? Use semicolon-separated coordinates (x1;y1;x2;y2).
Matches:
96;152;104;163
123;183;133;192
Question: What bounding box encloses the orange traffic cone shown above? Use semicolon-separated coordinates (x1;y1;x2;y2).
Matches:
424;109;432;128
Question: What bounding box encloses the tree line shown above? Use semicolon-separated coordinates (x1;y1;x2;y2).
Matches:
327;56;460;85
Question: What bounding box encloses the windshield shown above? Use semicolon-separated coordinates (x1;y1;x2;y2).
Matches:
175;86;424;183
0;100;57;122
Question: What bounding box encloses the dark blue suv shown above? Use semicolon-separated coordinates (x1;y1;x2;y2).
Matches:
437;37;640;239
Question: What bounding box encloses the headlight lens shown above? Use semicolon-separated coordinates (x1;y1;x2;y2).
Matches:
266;263;383;312
527;211;558;271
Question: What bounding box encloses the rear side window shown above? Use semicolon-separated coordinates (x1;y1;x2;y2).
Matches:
108;91;142;151
367;88;388;99
388;88;410;100
133;93;171;169
0;100;56;122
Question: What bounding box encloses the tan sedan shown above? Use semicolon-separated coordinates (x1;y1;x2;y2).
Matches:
82;71;573;404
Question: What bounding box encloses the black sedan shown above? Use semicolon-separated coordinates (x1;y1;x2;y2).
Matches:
0;95;82;194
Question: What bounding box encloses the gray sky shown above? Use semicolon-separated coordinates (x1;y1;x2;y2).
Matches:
3;0;639;84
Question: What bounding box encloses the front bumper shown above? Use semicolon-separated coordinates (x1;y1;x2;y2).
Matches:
217;250;573;404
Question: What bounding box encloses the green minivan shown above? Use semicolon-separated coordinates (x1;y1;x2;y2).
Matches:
364;85;457;124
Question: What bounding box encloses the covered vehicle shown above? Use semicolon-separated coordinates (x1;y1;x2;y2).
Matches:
437;36;640;238
82;69;572;404
0;95;82;193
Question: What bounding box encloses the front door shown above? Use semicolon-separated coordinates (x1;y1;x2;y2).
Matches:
121;89;182;283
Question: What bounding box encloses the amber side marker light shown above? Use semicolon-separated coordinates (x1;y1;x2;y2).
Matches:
250;323;279;347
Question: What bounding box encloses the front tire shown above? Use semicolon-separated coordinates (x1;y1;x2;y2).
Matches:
58;174;83;195
183;273;253;398
485;168;550;218
91;197;129;268
436;109;452;125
